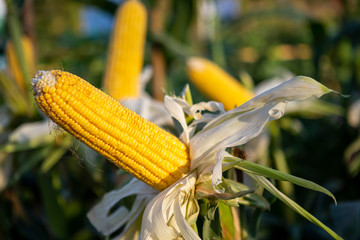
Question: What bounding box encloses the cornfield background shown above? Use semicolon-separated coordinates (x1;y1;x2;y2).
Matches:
0;0;359;239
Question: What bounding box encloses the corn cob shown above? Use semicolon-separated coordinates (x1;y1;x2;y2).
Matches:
186;57;254;110
32;70;190;191
103;0;147;99
5;35;35;94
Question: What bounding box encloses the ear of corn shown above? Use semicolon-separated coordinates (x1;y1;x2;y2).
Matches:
103;0;147;99
5;35;35;94
186;57;254;110
32;70;190;191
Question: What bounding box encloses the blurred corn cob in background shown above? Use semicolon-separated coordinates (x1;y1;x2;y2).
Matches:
32;70;190;191
5;35;35;95
102;0;147;99
186;57;254;110
0;72;28;116
0;35;36;116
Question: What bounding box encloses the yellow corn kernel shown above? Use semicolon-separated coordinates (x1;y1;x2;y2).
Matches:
186;57;254;110
103;0;147;99
32;70;190;191
5;35;35;94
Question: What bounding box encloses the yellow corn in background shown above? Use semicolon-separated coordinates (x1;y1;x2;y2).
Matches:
186;57;254;110
32;70;190;191
5;35;35;94
102;0;147;99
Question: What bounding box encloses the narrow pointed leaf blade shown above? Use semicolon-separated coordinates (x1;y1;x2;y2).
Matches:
249;174;343;240
230;157;336;203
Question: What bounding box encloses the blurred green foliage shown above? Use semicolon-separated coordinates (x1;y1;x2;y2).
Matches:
0;0;359;239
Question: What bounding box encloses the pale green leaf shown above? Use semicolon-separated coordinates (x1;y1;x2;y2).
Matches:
218;202;235;240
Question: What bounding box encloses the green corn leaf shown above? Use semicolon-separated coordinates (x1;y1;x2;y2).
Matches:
5;146;51;189
272;147;295;206
218;202;235;240
41;135;73;173
150;32;197;58
224;179;269;210
228;157;336;203
196;178;269;209
38;172;68;238
0;135;55;153
249;174;343;240
202;200;222;240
